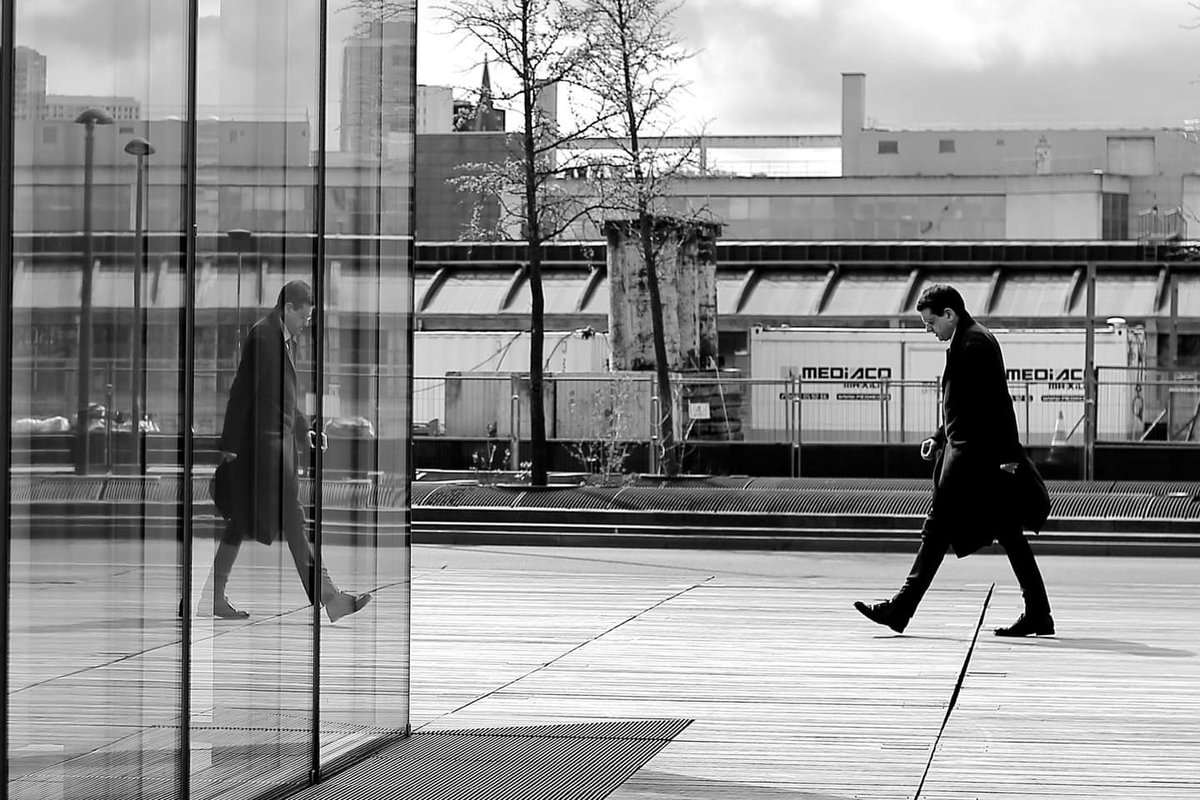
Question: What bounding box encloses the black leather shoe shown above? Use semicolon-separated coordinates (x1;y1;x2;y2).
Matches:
854;599;908;634
994;612;1054;637
326;592;372;623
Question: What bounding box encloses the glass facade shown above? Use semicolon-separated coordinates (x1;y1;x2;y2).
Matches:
3;1;414;797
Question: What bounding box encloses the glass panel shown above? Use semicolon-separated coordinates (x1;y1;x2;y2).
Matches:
743;270;825;316
318;2;412;768
421;270;512;315
912;272;992;316
716;272;748;315
821;273;909;316
503;271;590;315
1067;274;1159;319
7;1;190;798
992;272;1073;317
188;2;320;797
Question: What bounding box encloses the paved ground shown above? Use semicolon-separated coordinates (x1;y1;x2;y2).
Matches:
7;541;1199;798
409;545;1200;799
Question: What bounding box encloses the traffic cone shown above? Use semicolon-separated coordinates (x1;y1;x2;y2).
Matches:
1049;410;1068;464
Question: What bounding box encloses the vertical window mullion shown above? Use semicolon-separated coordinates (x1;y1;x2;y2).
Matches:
179;0;201;797
0;1;16;790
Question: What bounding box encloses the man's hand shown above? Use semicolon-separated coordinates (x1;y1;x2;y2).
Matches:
1000;462;1018;474
220;451;237;462
919;438;940;461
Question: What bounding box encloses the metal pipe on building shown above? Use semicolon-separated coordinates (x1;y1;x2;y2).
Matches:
1084;262;1097;481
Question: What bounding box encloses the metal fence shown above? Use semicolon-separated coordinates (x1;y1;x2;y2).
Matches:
12;362;1197;447
414;371;1198;447
1097;366;1200;443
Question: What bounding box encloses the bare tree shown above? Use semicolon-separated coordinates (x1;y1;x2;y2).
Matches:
577;0;707;475
440;0;615;485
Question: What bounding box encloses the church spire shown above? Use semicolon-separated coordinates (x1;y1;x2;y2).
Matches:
473;56;499;131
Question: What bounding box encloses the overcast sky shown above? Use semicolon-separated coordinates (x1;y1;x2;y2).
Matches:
16;0;1200;138
419;0;1200;134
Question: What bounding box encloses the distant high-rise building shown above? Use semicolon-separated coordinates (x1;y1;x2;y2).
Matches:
45;94;141;121
341;19;414;155
417;85;454;133
14;46;46;120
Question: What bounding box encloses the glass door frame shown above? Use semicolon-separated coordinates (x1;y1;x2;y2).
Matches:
1;0;15;788
308;0;331;782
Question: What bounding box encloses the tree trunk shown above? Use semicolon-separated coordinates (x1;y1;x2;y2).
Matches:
523;39;548;486
639;218;679;476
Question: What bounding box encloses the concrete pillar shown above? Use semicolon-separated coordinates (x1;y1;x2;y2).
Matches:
604;218;721;371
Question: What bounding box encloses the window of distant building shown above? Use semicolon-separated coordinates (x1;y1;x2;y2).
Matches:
939;139;955;154
878;140;898;155
1102;192;1129;240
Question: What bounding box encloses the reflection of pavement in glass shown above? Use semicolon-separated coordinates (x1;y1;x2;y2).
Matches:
6;538;406;800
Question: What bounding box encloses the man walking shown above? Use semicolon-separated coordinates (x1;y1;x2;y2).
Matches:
202;280;371;623
854;284;1053;637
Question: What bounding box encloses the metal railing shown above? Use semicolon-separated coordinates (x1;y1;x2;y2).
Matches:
1136;207;1187;241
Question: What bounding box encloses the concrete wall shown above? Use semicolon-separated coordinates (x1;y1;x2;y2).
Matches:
838;74;1200;235
414;132;514;241
1004;174;1105;239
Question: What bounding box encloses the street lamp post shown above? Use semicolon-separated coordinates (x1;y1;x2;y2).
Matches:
227;229;253;348
124;136;154;473
75;107;114;475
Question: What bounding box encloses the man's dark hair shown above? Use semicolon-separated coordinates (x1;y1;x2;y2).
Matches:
275;280;314;311
916;283;970;319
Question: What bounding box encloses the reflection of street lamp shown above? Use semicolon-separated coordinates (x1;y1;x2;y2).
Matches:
75;106;114;475
227;229;254;347
125;136;154;471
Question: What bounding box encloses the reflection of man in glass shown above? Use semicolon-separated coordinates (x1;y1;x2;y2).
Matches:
202;280;371;622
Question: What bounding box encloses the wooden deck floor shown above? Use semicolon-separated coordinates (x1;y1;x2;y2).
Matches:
6;544;1199;798
409;547;1200;799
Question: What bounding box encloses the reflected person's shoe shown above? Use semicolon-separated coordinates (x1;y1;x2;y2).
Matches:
326;592;372;623
197;594;250;620
853;599;909;634
994;612;1054;637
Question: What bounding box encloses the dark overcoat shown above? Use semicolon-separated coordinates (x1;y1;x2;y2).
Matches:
217;311;309;545
928;316;1051;556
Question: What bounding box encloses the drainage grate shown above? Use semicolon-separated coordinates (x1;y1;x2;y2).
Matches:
414;485;523;509
101;477;159;502
512;488;621;510
1051;492;1153;518
1144;494;1200;520
10;476;38;502
293;719;692;800
1110;480;1200;496
31;477;104;502
149;477;184;503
